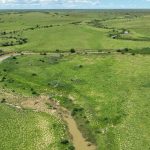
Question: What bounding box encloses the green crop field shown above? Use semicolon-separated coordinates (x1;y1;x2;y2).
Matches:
0;10;150;150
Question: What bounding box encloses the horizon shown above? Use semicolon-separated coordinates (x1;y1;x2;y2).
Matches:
0;8;150;10
0;0;150;9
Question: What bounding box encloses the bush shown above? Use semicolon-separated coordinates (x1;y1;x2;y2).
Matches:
71;107;84;116
1;98;6;103
31;88;38;95
32;91;38;95
56;49;60;53
68;145;75;150
1;76;6;82
32;73;37;76
70;48;76;53
78;65;83;68
31;88;34;91
116;49;121;52
12;56;17;59
124;48;129;52
60;139;69;145
0;49;3;53
40;52;47;55
39;59;45;62
7;79;14;83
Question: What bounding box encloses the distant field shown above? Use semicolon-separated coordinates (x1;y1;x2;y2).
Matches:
0;10;149;52
0;53;150;150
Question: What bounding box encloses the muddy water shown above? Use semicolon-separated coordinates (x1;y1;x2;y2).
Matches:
62;111;96;150
21;97;96;150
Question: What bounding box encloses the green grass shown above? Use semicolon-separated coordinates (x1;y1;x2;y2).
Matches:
0;103;73;150
0;11;150;52
0;10;150;150
0;53;150;150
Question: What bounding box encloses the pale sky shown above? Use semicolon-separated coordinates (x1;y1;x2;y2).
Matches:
0;0;150;9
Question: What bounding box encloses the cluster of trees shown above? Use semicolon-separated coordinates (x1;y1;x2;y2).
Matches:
87;19;107;29
70;21;82;25
0;37;28;47
0;23;62;47
22;24;54;32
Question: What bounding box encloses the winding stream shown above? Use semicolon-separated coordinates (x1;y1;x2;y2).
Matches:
0;53;96;150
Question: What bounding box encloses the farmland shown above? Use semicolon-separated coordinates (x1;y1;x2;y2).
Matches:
0;10;150;150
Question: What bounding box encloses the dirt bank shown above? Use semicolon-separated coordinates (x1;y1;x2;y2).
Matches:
21;96;96;150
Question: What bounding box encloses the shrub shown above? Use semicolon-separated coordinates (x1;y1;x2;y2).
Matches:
124;48;129;52
68;145;75;150
39;59;45;62
70;48;76;53
0;49;3;53
1;76;6;82
116;49;121;52
1;98;6;103
32;73;37;76
71;107;84;116
7;79;14;83
78;65;83;68
56;49;60;53
60;139;69;145
40;52;47;55
12;56;17;59
32;91;38;95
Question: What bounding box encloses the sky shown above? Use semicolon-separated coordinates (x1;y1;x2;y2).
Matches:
0;0;150;9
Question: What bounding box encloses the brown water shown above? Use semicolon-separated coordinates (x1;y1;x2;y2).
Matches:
62;111;96;150
21;97;96;150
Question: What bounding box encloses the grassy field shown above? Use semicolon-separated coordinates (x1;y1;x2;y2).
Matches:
0;10;150;150
0;103;73;150
0;10;150;52
0;53;150;150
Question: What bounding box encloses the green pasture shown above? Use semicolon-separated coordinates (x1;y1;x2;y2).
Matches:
0;103;73;150
0;10;150;150
0;53;150;150
0;11;149;52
